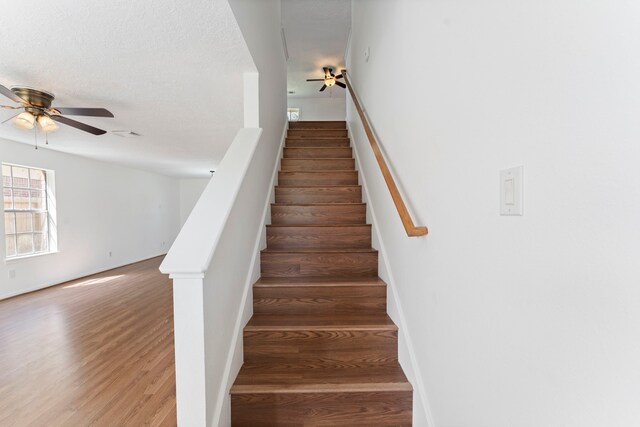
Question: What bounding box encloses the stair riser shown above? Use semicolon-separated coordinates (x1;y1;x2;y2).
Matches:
289;121;347;129
253;285;386;315
243;329;398;365
231;391;412;427
275;187;362;204
286;138;350;148
261;252;378;277
267;226;371;250
288;129;348;138
283;148;353;158
281;158;355;171
271;204;366;225
278;171;358;186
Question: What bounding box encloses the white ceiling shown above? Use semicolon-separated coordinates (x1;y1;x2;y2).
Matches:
0;0;255;178
282;0;351;99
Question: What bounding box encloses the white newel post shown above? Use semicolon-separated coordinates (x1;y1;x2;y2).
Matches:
171;274;207;426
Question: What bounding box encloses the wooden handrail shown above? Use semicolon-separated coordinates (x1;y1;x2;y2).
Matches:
341;70;428;237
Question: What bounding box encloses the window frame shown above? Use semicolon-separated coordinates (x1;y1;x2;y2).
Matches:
2;163;57;260
287;108;300;121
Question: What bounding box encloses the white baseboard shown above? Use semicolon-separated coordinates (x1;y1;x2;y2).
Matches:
210;122;288;427
348;121;436;427
0;252;168;301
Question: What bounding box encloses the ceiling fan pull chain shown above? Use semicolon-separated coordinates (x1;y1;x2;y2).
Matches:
34;124;38;150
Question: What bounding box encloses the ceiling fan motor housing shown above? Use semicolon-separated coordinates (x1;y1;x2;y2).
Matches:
11;87;55;109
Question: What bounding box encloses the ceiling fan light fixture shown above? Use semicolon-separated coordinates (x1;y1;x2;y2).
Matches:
324;76;336;87
38;115;58;133
15;111;36;129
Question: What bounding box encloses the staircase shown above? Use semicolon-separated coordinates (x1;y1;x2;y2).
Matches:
230;121;413;426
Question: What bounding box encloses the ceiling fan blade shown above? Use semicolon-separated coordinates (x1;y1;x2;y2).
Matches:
335;74;344;79
306;79;324;81
0;84;28;105
335;81;346;89
52;107;114;118
50;115;107;135
1;113;19;125
319;85;327;92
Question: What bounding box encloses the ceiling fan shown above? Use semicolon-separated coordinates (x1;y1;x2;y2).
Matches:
0;83;113;135
306;67;346;92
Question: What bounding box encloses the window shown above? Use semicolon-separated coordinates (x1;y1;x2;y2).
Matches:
2;163;56;259
287;108;300;121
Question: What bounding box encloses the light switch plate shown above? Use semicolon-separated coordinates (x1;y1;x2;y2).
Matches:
500;166;523;216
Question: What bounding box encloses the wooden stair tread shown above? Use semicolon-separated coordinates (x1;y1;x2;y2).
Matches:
281;157;354;160
272;202;365;206
245;314;396;330
231;363;411;393
286;137;350;140
284;147;350;150
278;170;357;173
266;224;370;228
286;136;349;139
276;185;361;188
262;248;376;253
285;139;351;147
254;276;386;287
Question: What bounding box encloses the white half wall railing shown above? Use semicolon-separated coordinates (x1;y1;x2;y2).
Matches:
160;125;281;426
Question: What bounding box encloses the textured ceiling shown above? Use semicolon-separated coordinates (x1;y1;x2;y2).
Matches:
0;0;254;177
282;0;351;99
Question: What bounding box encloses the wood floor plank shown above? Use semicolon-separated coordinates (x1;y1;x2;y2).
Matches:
0;257;176;426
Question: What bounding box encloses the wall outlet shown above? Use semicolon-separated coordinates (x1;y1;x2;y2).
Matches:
8;269;16;279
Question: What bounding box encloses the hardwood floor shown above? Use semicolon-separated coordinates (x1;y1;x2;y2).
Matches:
231;121;413;425
0;257;176;427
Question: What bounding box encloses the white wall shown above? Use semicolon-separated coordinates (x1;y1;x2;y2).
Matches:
288;96;346;121
179;178;210;226
348;1;640;426
0;137;181;300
